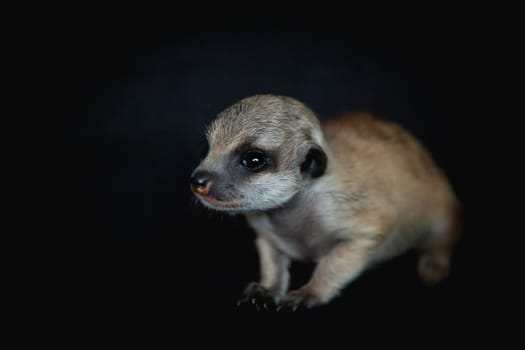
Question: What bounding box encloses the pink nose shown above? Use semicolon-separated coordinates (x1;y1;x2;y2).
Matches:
190;171;211;196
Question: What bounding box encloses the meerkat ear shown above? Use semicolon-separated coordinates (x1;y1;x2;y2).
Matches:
301;145;327;178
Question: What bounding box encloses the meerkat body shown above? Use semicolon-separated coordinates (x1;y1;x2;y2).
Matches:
190;95;461;308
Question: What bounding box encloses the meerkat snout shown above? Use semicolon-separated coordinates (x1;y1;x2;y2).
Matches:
191;94;461;310
190;170;212;196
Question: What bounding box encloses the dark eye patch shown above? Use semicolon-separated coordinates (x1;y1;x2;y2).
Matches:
233;141;277;173
241;149;267;171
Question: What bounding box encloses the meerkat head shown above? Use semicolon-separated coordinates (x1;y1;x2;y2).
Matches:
190;94;328;213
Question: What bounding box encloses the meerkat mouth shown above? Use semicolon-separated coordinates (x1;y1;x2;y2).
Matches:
198;195;245;211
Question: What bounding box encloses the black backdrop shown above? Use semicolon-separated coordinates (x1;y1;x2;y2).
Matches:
53;10;498;331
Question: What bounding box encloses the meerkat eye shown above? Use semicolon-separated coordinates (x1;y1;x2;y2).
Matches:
241;149;266;171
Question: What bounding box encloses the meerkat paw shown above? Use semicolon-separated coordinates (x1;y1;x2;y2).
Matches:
280;287;324;310
418;254;450;284
236;282;279;310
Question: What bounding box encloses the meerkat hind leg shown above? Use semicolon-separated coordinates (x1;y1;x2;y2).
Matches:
418;207;461;284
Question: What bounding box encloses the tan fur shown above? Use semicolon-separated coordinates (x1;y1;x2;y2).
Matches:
191;95;461;308
321;112;461;272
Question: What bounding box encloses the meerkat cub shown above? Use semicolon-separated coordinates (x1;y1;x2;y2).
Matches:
190;95;461;309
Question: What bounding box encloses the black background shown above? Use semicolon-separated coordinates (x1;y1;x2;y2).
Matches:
47;7;507;334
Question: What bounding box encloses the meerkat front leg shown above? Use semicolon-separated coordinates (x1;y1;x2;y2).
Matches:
238;235;290;309
281;237;378;309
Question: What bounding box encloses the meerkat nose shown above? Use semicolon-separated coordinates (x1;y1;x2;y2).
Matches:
190;170;212;196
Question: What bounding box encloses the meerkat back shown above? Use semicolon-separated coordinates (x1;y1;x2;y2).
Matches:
322;112;461;283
